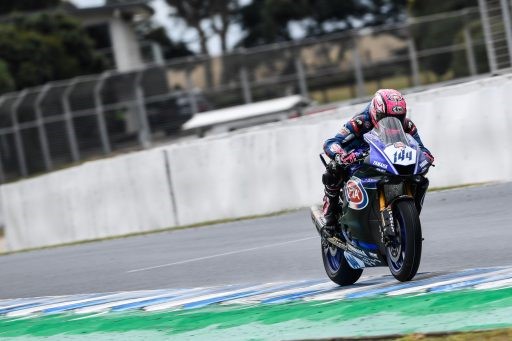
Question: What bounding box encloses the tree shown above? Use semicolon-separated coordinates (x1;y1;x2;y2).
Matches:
408;0;478;16
142;26;194;60
210;0;239;53
0;13;106;91
237;0;300;47
299;0;406;35
0;59;14;94
164;0;239;55
237;0;407;48
0;0;60;15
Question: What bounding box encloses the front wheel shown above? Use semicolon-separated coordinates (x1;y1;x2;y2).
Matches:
386;200;422;282
321;242;363;286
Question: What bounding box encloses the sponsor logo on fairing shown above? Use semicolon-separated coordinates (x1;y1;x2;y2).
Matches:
373;160;388;169
346;245;380;266
420;159;429;168
345;177;369;210
347;244;368;257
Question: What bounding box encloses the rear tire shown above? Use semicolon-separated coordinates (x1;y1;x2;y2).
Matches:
386;200;422;282
321;242;363;286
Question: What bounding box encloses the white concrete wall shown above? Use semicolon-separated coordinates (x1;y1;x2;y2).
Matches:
3;75;512;250
406;78;512;187
1;149;177;251
165;75;512;226
164;103;362;226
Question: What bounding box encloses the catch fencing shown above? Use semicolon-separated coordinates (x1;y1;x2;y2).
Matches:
0;2;509;183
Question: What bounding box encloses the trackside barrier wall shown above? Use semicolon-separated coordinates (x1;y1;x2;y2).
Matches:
1;150;177;251
2;75;512;251
406;79;512;187
164;106;358;226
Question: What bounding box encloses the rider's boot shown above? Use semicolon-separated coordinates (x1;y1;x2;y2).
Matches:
322;186;340;234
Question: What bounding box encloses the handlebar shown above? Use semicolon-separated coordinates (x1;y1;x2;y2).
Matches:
318;151;369;170
354;150;369;161
336;150;369;166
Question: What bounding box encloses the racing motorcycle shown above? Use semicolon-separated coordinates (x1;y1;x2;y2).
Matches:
311;117;433;285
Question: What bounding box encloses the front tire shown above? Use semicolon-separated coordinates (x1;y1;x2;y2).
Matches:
321;242;363;286
386;200;422;282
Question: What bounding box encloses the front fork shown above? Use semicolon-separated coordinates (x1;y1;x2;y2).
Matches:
378;180;425;247
378;191;397;247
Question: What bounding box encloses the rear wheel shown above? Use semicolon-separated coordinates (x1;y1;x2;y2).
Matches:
321;242;363;286
386;200;422;282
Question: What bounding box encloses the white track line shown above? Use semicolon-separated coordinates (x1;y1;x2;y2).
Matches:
475;277;512;290
304;276;393;302
143;283;276;312
225;281;335;305
127;236;316;273
73;288;197;314
6;291;164;317
387;268;512;296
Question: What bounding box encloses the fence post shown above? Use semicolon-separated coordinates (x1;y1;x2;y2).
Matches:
185;69;199;115
352;37;366;98
0;140;4;183
295;56;309;99
464;27;478;76
239;67;252;104
62;79;81;162
478;0;498;73
500;0;512;65
34;84;53;171
93;72;113;154
134;70;152;149
151;42;165;65
10;91;28;177
407;37;421;87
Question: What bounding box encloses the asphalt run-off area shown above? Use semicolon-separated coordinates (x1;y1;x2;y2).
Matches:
1;182;512;340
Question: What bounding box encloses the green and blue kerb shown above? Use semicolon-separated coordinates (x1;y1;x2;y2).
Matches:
2;266;512;340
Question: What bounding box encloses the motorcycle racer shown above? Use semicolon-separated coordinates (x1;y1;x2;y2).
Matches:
322;89;433;231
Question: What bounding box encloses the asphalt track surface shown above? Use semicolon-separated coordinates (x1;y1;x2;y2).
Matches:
1;182;511;299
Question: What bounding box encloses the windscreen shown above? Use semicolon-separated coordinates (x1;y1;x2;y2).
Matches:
374;117;410;146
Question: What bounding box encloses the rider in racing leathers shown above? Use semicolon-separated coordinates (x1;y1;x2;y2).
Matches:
322;89;434;231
